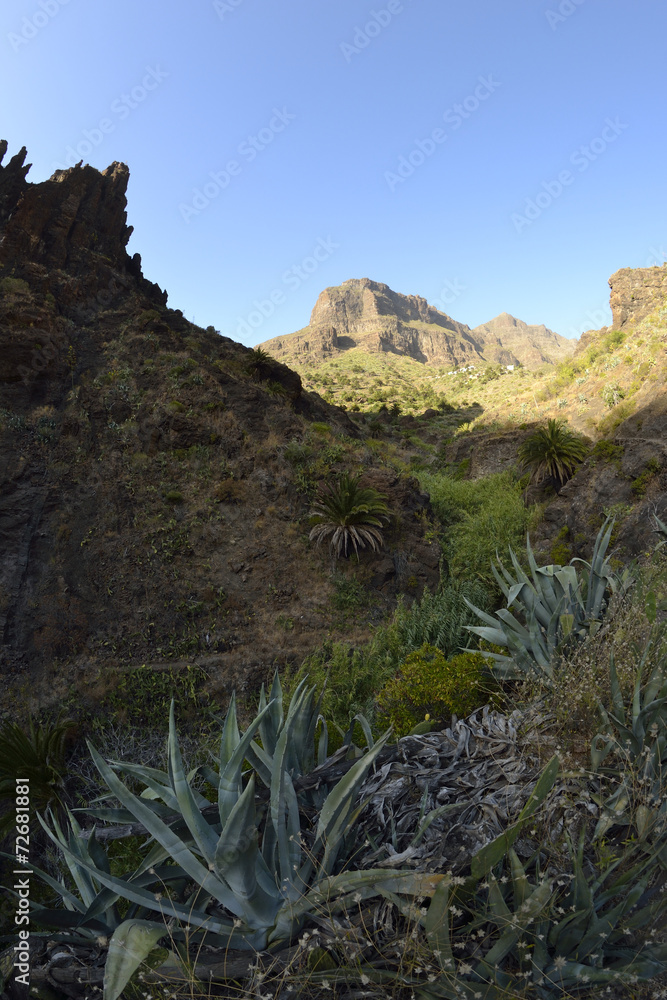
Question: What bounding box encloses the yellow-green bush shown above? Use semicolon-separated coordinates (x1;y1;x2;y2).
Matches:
377;644;493;737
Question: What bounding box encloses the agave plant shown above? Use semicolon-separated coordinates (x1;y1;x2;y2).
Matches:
462;517;633;683
309;471;391;570
27;679;416;998
411;837;667;998
517;417;588;489
590;644;667;848
304;833;667;998
653;511;667;550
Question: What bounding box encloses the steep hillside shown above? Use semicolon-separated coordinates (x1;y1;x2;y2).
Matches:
0;143;440;718
441;264;667;561
260;277;573;370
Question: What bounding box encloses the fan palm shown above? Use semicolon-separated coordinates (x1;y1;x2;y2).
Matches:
517;418;588;489
309;472;391;570
0;716;76;837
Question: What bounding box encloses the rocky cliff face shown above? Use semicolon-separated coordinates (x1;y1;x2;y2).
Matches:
0;143;439;716
260;278;575;370
261;278;482;367
609;263;667;330
471;313;575;367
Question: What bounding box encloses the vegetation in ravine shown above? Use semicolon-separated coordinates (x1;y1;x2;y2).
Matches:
2;370;667;998
271;295;667;442
6;534;667;999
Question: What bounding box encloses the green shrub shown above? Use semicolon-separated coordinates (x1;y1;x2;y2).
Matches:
550;524;572;564
589;438;624;469
377;645;492;737
601;327;626;351
284;642;389;741
0;276;30;295
391;579;491;658
283;439;313;465
597;399;636;435
164;490;184;504
419;469;532;587
330;573;368;612
631;457;661;497
101;664;209;729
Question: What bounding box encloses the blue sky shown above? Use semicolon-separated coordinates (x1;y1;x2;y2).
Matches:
1;0;665;346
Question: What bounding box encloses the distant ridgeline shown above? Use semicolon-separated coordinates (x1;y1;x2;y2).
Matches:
259;277;577;370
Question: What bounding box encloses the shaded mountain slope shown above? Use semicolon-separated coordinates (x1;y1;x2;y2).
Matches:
0;144;440;717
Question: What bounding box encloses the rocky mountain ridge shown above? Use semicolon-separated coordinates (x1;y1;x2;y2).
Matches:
259;277;577;370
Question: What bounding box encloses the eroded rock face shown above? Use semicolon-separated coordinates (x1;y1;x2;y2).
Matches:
526;391;667;563
358;470;441;593
260;278;574;370
262;277;483;367
609;264;667;330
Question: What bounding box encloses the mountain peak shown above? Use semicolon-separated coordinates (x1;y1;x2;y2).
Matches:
472;313;574;366
260;279;575;369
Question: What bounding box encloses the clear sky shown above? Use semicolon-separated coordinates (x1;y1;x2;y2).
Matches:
1;0;665;346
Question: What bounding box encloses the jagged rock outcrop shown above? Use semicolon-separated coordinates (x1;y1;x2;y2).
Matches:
609;263;667;330
260;278;574;370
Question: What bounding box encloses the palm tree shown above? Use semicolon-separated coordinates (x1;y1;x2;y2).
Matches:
309;472;391;571
517;418;588;490
0;716;76;838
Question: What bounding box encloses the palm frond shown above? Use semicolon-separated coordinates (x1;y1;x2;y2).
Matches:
309;472;391;566
517;418;588;486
